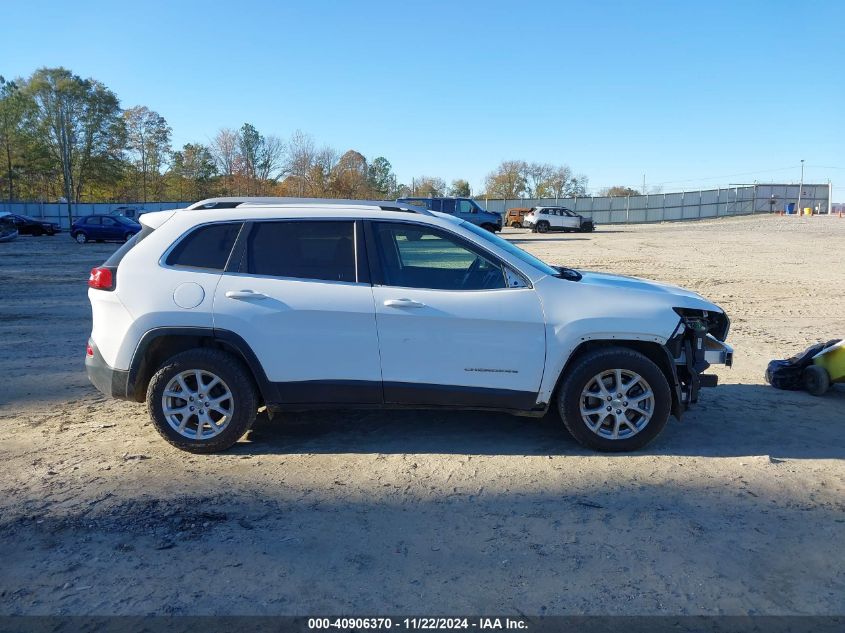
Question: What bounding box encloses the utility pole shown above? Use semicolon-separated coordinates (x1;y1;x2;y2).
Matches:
797;159;805;214
642;174;646;195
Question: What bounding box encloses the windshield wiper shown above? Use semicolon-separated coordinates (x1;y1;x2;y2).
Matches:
553;266;582;281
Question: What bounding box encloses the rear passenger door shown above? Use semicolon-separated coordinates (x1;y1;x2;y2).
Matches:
212;220;383;406
100;217;122;240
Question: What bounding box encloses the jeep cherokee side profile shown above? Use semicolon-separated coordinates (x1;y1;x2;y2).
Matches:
85;197;732;453
523;207;595;233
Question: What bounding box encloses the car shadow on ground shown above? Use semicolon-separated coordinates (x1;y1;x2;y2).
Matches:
507;237;591;243
233;384;845;460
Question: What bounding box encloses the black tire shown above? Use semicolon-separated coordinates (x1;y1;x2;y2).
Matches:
557;347;672;452
146;348;258;453
33;227;44;236
123;232;134;242
481;223;497;233
803;365;830;396
74;232;88;244
537;221;550;234
512;222;522;229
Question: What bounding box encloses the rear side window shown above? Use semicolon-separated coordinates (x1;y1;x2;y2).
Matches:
166;222;242;270
246;221;356;283
103;225;155;267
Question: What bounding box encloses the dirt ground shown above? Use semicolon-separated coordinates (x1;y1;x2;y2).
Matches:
0;214;843;616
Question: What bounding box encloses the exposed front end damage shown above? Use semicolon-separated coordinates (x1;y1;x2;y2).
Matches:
665;308;733;415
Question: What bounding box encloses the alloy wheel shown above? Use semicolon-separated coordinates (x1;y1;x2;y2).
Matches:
579;369;655;440
161;369;235;440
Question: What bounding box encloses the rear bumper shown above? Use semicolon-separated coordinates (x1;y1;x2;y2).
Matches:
85;340;130;399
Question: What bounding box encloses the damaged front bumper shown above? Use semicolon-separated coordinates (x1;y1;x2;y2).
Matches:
665;311;732;416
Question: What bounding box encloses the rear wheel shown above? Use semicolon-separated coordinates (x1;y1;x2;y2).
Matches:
536;221;550;233
123;232;134;242
146;349;258;453
74;232;88;244
481;223;497;233
557;347;671;452
511;221;522;228
803;365;830;396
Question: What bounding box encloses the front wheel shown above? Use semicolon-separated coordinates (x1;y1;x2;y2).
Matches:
146;348;258;453
74;232;88;244
803;365;830;396
557;347;671;452
511;222;522;229
481;223;497;233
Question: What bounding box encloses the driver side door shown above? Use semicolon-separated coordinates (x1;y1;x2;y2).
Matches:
366;221;546;410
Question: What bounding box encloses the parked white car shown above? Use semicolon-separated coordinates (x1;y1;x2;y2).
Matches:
85;197;732;453
523;207;595;233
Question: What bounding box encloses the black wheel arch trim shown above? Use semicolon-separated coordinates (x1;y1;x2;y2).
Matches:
551;339;684;420
126;326;275;403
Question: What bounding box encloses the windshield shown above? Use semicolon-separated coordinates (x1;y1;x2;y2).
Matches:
456;219;560;277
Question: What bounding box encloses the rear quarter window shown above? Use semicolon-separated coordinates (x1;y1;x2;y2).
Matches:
165;222;242;270
103;225;155;267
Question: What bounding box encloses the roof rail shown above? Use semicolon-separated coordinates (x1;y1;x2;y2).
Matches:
185;197;432;215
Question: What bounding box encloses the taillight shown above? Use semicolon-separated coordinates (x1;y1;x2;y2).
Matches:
86;343;94;357
88;267;115;290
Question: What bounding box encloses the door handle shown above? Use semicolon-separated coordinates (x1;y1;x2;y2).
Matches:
225;290;268;300
384;298;425;308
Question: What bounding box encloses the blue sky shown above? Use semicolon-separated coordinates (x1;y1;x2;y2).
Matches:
3;0;843;197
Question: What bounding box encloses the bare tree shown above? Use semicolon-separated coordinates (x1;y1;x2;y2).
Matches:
546;165;588;198
524;162;554;198
285;129;316;196
209;128;239;194
255;134;285;191
412;176;446;197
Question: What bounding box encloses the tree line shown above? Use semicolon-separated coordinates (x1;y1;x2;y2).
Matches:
1;67;600;224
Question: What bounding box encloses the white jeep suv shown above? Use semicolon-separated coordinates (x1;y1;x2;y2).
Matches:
85;197;732;453
523;207;595;233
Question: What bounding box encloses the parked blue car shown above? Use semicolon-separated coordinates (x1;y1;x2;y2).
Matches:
396;197;502;232
70;215;142;244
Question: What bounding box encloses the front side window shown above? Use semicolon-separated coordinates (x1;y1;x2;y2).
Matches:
166;222;242;270
102;217;118;227
456;200;476;214
246;221;356;282
85;216;101;225
372;222;506;291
